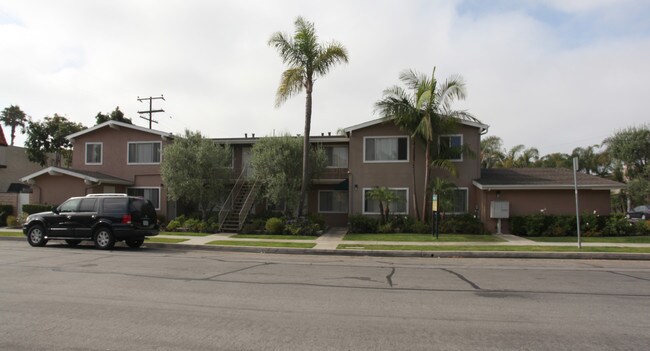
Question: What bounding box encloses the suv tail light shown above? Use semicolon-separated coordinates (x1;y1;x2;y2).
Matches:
122;214;132;224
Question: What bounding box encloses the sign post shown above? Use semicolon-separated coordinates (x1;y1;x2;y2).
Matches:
573;157;581;249
432;194;439;240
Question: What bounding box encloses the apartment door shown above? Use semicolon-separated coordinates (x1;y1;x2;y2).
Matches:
242;147;254;178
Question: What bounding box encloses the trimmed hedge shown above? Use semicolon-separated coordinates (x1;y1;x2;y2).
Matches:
348;214;485;234
511;214;649;237
0;204;14;226
23;204;54;215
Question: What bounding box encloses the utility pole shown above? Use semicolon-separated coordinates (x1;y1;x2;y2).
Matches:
137;95;165;129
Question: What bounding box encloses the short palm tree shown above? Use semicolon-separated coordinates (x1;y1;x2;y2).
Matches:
1;105;28;146
367;186;399;224
269;16;348;217
375;68;479;220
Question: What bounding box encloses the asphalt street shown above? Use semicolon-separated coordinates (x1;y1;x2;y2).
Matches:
1;241;649;350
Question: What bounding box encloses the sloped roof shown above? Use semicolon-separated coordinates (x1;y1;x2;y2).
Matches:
20;166;133;185
344;117;489;134
473;168;625;190
66;121;173;140
0;127;7;146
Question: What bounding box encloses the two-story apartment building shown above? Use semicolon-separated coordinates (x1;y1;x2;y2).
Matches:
20;121;174;217
19;117;624;233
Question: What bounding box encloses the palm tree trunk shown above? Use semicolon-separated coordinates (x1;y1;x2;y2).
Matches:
297;86;312;217
422;140;431;222
411;138;420;221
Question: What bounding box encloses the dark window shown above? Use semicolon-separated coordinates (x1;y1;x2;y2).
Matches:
78;198;97;212
59;198;81;213
439;135;462;160
364;137;408;162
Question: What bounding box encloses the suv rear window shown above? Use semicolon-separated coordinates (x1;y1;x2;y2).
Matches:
102;198;128;217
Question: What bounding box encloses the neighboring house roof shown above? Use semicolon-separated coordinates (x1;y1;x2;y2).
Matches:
473;168;625;190
343;117;490;134
20;167;133;185
0;127;7;146
66;121;173;141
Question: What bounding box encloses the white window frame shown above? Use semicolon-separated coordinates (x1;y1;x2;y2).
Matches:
127;141;162;165
363;136;409;163
127;187;161;210
449;187;469;214
439;134;463;162
85;142;103;165
318;190;349;213
324;146;348;168
362;187;409;215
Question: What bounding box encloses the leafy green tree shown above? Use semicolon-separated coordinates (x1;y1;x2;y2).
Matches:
480;136;505;169
375;68;478;219
1;105;28;146
251;135;327;217
268;16;349;217
536;152;571;168
95;106;132;125
161;130;232;220
604;125;650;206
429;178;457;213
25;114;84;166
367;187;399;224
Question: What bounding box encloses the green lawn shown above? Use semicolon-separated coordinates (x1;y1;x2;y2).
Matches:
160;232;212;237
525;236;650;243
0;231;23;237
146;237;189;243
206;240;316;248
343;233;503;242
232;234;318;240
337;244;650;253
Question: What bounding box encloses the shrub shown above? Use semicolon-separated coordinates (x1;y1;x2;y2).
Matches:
6;215;17;227
544;215;574;237
23;204;53;215
348;215;378;233
523;214;548;237
410;221;430;234
389;215;415;233
184;218;202;232
378;223;393;234
166;219;181;231
265;217;285;234
306;213;326;231
606;215;635;236
634;220;650;236
510;216;526;235
439;214;484;234
0;204;13;226
284;217;319;236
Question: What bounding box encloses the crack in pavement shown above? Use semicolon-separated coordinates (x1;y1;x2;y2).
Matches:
386;267;395;287
441;268;481;290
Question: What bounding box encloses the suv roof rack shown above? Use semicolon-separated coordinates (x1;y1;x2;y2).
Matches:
85;193;128;197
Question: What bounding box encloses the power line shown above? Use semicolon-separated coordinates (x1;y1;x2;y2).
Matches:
137;95;165;129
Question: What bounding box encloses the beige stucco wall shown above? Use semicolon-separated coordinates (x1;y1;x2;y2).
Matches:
0;146;46;192
478;188;613;233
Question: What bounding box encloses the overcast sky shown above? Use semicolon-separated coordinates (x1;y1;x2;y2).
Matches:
1;0;649;155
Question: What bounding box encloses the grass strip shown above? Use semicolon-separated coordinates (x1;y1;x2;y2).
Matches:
159;232;211;237
207;240;315;248
0;231;23;237
337;244;650;253
525;236;650;243
232;234;317;240
344;233;503;242
146;237;189;243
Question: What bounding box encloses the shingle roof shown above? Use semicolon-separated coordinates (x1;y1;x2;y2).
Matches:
20;167;133;185
473;168;625;190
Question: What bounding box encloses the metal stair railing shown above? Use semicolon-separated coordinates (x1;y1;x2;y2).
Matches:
237;180;259;231
218;166;247;231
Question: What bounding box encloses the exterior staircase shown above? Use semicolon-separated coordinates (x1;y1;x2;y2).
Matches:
218;166;259;233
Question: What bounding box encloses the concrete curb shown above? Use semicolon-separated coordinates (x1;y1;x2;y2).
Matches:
3;236;650;260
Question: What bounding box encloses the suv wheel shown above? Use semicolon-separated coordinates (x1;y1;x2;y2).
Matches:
125;238;145;248
94;228;115;250
27;225;48;247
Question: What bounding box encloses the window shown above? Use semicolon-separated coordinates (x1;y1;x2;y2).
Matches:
127;187;160;210
318;191;348;213
450;188;468;213
325;146;348;168
439;135;463;161
364;137;408;162
58;198;81;212
85;142;102;165
363;188;408;214
78;198;98;212
128;142;161;164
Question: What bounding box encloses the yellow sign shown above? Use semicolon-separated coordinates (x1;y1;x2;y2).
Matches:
432;194;438;212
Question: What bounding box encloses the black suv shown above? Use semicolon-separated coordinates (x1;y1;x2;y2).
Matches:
23;194;159;250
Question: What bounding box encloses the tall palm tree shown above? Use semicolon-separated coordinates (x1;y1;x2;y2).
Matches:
268;16;348;217
480;135;505;169
375;68;478;220
1;105;28;146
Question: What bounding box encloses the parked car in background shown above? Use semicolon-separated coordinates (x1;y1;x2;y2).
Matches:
626;205;650;221
22;194;159;249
